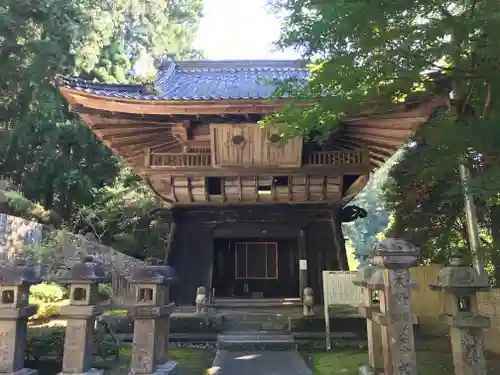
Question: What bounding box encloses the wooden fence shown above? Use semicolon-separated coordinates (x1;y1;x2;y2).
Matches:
111;272;136;308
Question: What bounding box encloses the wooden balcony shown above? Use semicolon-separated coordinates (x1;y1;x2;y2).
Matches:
147;151;212;168
145;149;369;173
306;150;366;166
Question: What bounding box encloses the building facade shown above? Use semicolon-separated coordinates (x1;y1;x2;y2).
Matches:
57;59;445;304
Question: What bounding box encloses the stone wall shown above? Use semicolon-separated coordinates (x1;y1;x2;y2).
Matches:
0;213;142;279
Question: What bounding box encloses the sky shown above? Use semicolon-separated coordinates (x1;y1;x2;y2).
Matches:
194;0;300;60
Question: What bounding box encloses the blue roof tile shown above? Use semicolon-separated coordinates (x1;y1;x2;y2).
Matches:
58;59;310;101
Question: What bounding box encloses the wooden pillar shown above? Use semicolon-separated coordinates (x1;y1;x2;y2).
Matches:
163;219;177;264
330;211;348;270
298;229;307;294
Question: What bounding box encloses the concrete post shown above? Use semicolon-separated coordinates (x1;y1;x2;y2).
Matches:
0;260;41;375
58;256;110;375
430;253;490;375
129;258;178;375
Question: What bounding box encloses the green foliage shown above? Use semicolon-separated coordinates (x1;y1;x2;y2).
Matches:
271;0;500;266
0;0;203;259
71;168;169;259
26;327;65;361
98;283;113;300
4;191;60;226
30;283;66;303
29;283;68;320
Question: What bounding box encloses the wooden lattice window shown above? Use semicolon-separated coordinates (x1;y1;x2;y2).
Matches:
235;242;278;279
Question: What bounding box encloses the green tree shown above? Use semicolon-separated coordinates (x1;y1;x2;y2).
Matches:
270;0;500;269
1;0;203;257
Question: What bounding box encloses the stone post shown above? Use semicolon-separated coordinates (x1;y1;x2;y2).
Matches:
302;287;314;316
129;258;178;375
0;260;41;375
353;256;383;374
430;253;490;375
368;239;420;375
58;256;110;375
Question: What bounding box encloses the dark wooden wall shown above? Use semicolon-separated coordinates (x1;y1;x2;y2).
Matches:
166;204;347;305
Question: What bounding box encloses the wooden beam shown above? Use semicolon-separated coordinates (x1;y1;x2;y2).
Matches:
343;127;415;139
144;164;371;177
96;126;170;138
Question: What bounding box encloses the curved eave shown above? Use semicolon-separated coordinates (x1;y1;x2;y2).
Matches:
339;94;448;169
59;87;309;115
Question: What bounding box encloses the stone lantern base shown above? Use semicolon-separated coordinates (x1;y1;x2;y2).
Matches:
359;366;383;375
129;360;179;375
58;368;103;375
2;368;38;375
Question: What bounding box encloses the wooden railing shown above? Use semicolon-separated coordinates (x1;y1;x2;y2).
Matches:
307;150;365;165
148;152;212;167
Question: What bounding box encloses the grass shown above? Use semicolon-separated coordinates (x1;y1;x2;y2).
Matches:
303;349;457;375
304;348;500;375
107;346;214;375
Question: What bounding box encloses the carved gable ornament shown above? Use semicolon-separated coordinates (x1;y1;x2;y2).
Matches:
231;134;246;149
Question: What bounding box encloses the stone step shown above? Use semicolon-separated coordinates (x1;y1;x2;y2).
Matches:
217;331;297;351
211;350;312;375
215;298;302;309
222;312;291;323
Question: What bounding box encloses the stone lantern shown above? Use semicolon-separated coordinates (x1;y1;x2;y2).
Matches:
58;256;110;375
129;258;178;375
353;256;383;373
0;259;42;375
430;254;490;375
362;239;420;375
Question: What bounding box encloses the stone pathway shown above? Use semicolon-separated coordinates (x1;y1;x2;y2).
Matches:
211;332;312;375
211;350;312;375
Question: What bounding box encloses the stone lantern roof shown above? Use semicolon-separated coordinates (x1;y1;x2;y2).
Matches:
353;262;377;287
59;256;110;284
130;258;177;284
0;260;42;286
430;255;489;295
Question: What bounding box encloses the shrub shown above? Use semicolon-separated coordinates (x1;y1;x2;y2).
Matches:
30;283;68;320
30;283;66;303
98;283;113;300
26;327;65;360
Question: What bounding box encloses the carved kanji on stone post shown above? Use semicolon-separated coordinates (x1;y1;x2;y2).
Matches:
430;253;490;375
353;255;383;374
129;258;178;375
0;260;41;375
58;255;110;375
366;239;420;375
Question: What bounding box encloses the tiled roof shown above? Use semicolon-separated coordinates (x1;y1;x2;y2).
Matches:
57;59;310;101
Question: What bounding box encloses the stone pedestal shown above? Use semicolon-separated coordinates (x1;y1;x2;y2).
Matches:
0;260;42;375
129;258;178;375
368;239;420;375
353;259;383;374
430;254;490;375
58;256;110;375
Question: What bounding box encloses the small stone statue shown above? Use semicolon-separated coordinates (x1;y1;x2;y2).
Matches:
302;287;315;316
195;286;207;314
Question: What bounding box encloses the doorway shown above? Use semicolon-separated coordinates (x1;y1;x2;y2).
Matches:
212;238;299;298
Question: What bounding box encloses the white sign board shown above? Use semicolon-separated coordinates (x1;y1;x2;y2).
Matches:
299;259;307;270
322;270;364;350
